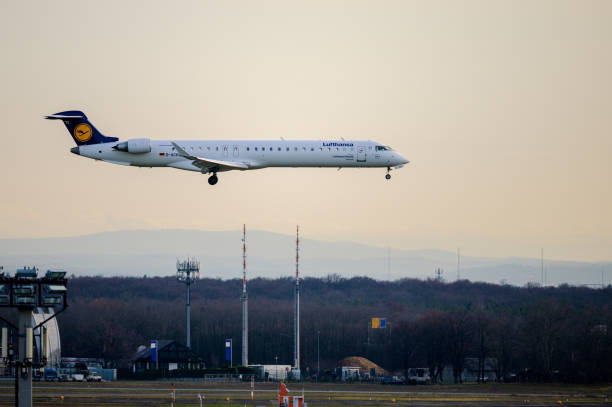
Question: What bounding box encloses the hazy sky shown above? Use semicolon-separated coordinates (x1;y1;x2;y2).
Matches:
1;1;610;262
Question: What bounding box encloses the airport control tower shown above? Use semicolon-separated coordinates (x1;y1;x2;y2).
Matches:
241;225;248;367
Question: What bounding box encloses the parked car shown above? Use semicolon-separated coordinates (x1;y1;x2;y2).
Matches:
44;368;59;382
87;374;103;382
382;376;404;385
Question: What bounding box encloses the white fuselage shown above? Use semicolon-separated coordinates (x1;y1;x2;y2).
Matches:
74;139;409;173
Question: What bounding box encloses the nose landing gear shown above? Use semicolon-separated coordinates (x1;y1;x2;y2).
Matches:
208;173;218;185
385;167;391;180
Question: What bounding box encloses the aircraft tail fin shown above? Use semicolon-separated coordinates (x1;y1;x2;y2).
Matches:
45;110;118;146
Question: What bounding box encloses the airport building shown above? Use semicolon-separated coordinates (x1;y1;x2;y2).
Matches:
131;340;205;373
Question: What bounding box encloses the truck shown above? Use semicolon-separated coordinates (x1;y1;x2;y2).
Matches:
71;374;85;382
407;368;431;385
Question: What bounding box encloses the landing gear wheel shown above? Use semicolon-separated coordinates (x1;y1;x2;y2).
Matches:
208;174;218;185
385;173;391;180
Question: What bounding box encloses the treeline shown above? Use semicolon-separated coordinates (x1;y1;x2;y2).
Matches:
48;276;612;382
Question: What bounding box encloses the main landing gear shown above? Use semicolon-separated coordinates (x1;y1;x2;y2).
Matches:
385;167;391;180
208;173;218;185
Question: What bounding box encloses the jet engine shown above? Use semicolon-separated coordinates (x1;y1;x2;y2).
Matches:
113;138;151;154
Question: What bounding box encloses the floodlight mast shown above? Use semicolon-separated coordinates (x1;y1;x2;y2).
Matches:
0;267;68;407
177;259;199;349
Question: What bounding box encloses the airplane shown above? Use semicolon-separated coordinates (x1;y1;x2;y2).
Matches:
46;110;409;185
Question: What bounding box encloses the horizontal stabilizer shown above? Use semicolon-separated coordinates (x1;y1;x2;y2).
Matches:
45;114;85;120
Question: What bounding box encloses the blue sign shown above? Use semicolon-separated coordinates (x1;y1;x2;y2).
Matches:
151;340;158;362
225;339;232;362
379;318;386;328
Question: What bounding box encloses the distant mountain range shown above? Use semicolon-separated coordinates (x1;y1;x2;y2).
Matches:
0;229;609;286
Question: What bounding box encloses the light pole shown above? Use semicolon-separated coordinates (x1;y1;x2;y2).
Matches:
0;267;68;407
275;355;278;381
177;259;199;349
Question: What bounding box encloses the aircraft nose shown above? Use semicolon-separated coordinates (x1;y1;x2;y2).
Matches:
70;146;80;155
398;154;409;165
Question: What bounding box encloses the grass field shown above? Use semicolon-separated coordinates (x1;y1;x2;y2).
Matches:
0;381;610;406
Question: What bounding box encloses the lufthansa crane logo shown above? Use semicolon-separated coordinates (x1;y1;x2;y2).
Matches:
73;123;92;143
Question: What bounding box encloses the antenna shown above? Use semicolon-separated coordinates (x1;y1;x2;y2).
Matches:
177;258;200;348
457;248;461;281
294;225;300;371
243;224;247;294
541;248;544;286
296;225;300;281
387;246;391;280
241;224;248;366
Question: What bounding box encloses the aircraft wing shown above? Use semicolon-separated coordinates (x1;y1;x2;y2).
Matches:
171;142;249;172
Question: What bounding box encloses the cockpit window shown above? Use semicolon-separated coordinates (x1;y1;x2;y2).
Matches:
376;145;392;151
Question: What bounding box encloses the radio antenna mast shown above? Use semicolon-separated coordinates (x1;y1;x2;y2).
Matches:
541;248;544;286
241;224;248;366
294;225;301;370
457;248;461;281
177;258;199;348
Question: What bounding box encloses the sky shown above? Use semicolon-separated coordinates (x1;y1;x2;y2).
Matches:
0;1;610;262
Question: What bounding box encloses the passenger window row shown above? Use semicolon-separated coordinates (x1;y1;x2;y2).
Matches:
172;146;356;152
